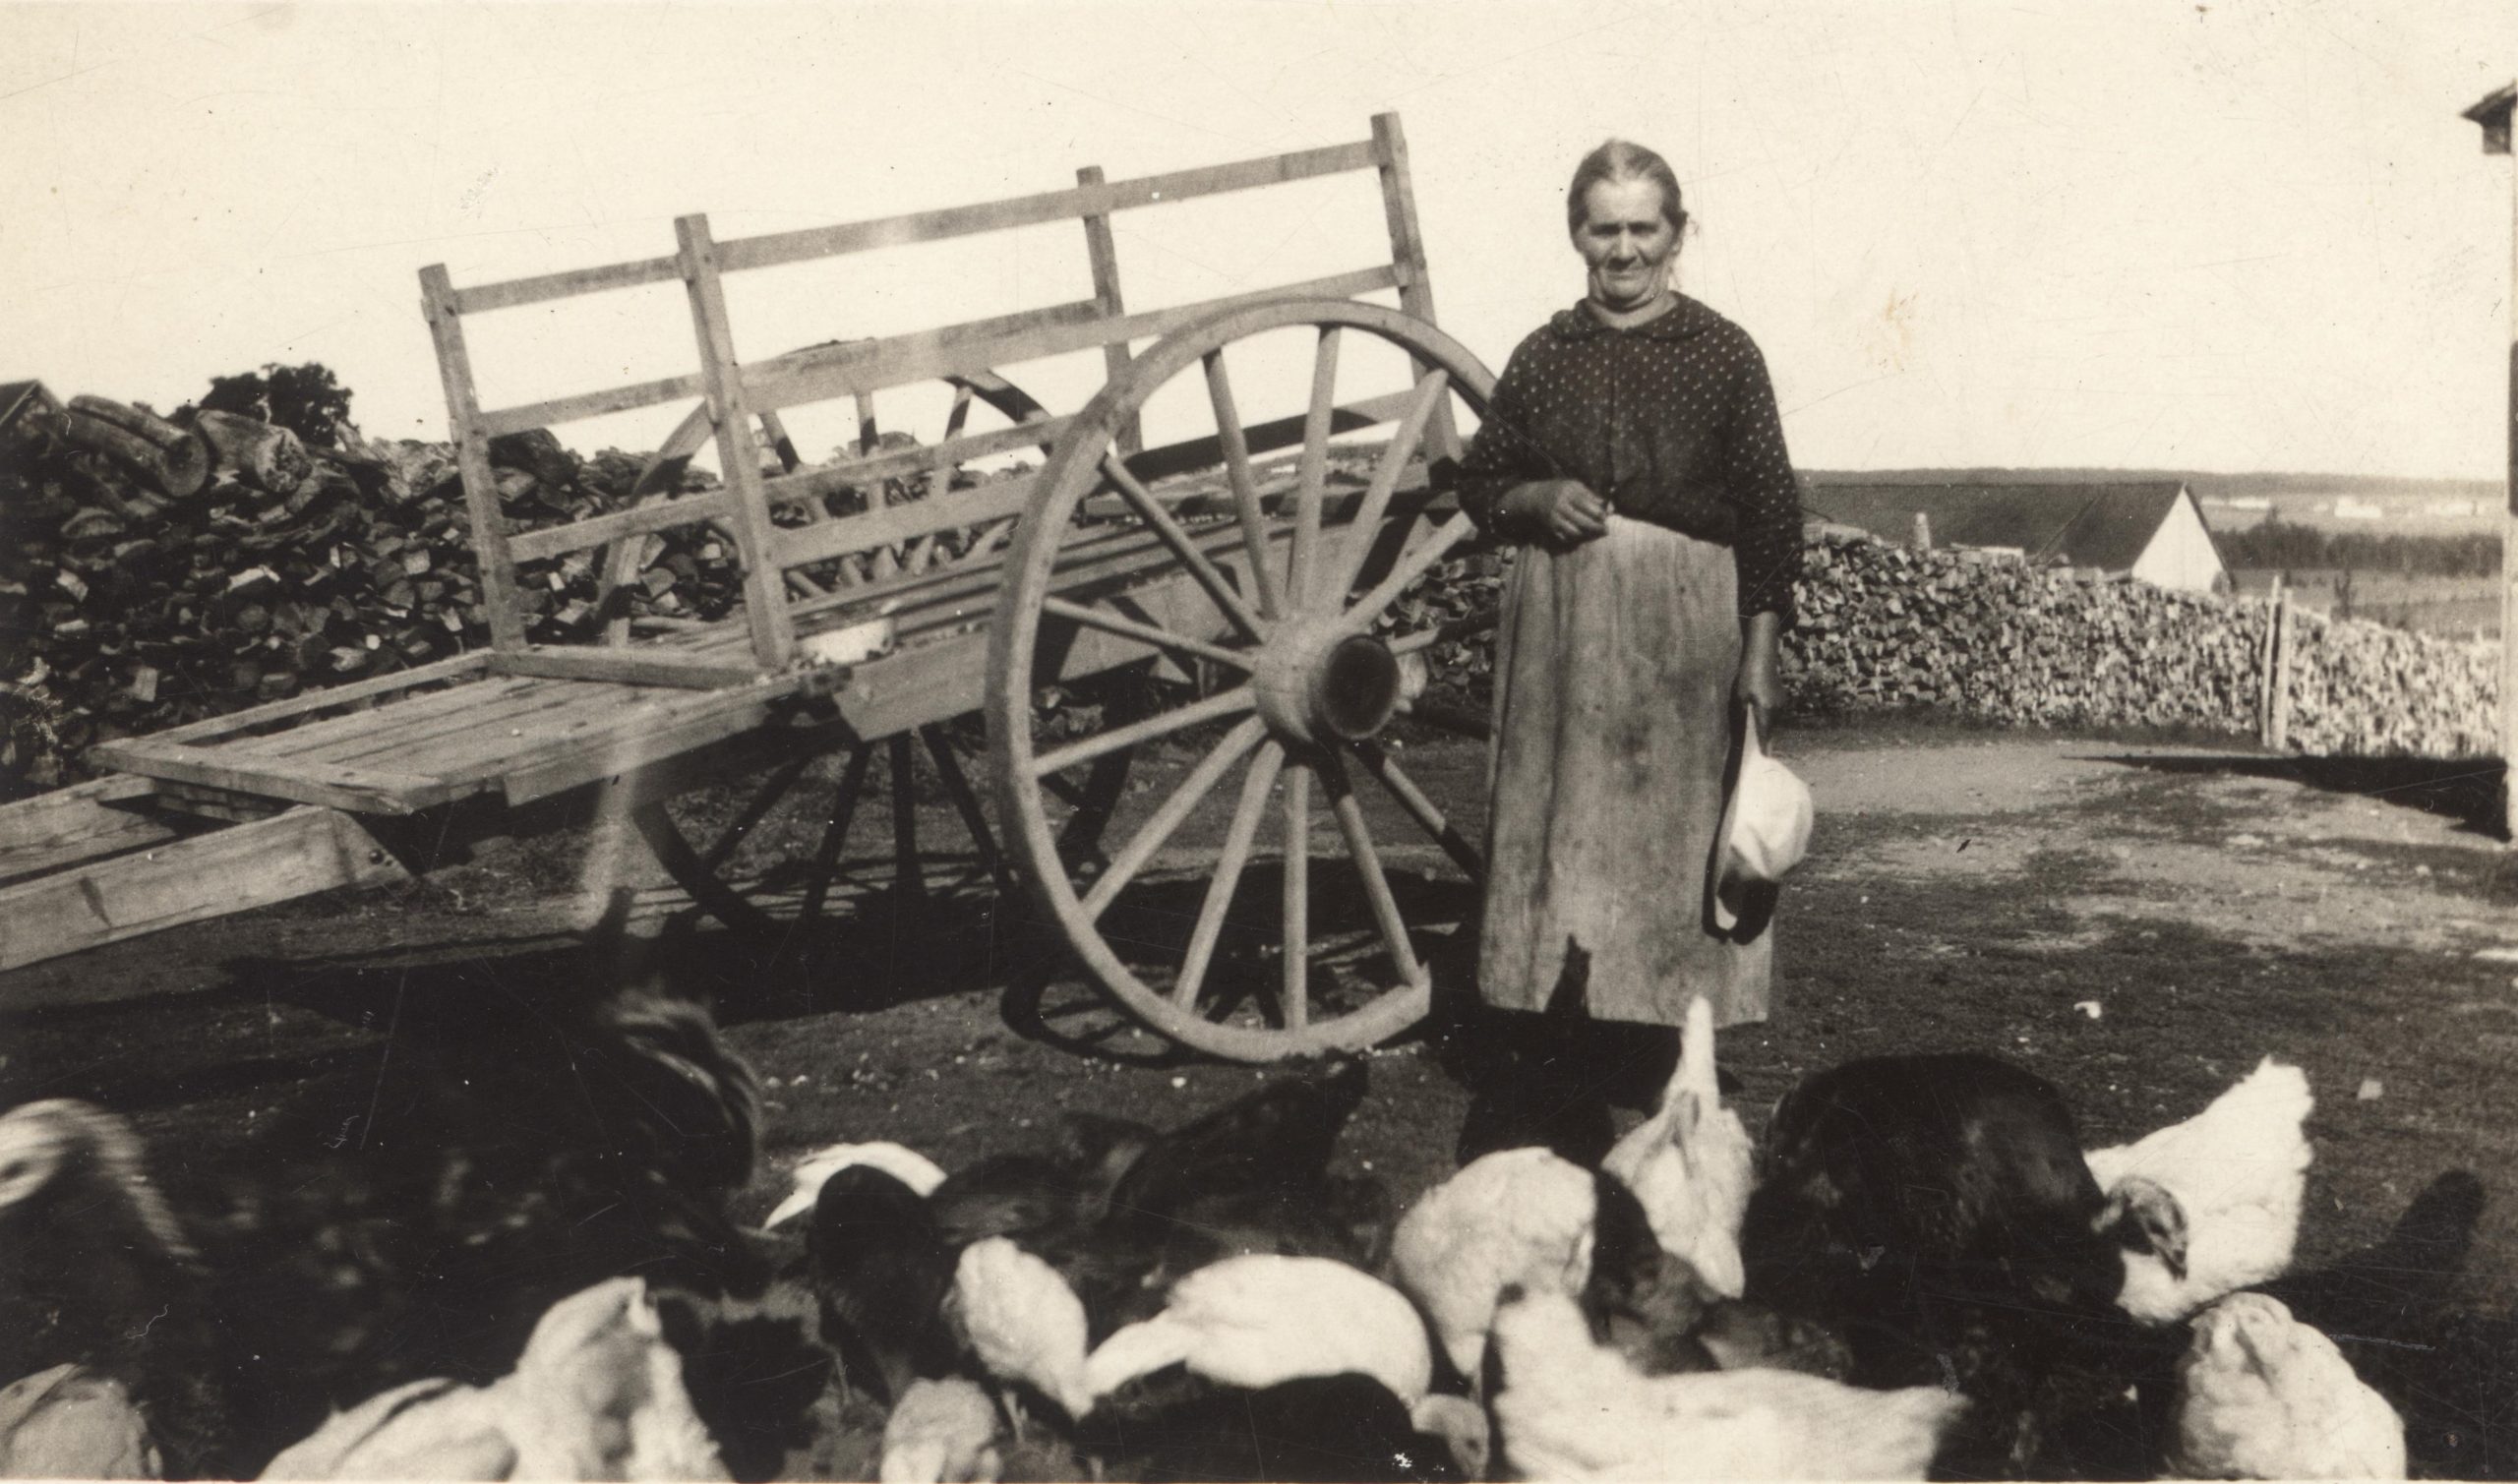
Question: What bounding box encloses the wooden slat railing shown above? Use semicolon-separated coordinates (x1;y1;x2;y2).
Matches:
418;114;1436;683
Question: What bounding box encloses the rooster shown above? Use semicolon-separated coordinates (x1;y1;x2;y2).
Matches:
2085;1057;2313;1326
1599;994;1754;1297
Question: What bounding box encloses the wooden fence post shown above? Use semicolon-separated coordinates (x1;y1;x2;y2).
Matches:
2267;584;2294;753
2256;573;2284;744
2503;102;2518;837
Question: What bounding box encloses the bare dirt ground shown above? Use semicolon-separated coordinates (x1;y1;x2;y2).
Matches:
5;718;2515;1476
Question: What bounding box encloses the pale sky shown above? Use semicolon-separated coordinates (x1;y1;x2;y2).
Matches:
3;0;2511;479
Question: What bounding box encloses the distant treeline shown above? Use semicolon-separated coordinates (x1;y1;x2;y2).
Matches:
2216;516;2500;577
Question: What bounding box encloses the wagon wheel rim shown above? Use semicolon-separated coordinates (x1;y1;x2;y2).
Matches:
988;299;1498;1061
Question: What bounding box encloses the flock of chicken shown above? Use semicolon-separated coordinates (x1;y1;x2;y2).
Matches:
0;950;2421;1483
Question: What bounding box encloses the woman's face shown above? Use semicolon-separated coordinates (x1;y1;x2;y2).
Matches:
1574;177;1678;313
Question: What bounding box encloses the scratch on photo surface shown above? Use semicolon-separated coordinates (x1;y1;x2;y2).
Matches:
360;969;413;1152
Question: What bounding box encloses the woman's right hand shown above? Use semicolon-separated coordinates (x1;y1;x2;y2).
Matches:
1503;479;1610;548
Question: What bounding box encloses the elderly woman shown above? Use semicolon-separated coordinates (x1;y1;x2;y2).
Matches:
1458;139;1801;1049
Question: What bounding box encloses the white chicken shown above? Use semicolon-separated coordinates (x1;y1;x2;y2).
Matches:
0;1363;161;1479
878;1377;1003;1484
2085;1057;2313;1325
763;1141;950;1228
942;1237;1094;1419
1081;1254;1434;1409
2166;1291;2405;1480
257;1276;727;1481
1600;994;1755;1297
1488;1287;1964;1481
1389;1145;1599;1380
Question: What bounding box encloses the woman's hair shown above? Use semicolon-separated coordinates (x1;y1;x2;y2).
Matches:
1565;140;1687;235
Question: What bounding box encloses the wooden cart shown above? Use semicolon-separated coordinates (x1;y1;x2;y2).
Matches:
0;114;1502;1061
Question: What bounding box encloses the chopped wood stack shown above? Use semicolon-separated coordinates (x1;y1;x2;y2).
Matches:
0;407;748;787
1392;527;2498;759
2283;606;2499;758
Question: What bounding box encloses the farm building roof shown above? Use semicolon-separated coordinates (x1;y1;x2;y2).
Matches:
2464;82;2513;153
1798;479;2202;572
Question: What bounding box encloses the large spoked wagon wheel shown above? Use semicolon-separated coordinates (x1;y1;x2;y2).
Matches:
988;299;1498;1061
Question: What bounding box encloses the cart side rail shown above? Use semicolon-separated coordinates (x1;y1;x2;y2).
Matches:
418;113;1443;687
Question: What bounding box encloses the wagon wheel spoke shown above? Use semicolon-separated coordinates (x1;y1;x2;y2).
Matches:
1081;715;1267;920
1317;747;1425;990
1334;511;1479;640
1280;760;1311;1032
795;743;876;923
1350;738;1482;876
1171;740;1285;1011
1202;350;1286;621
1039;595;1256;673
1288;327;1342;611
702;751;817;872
923;724;1013;894
1099;450;1268;644
1033;685;1256;777
1326;369;1450;603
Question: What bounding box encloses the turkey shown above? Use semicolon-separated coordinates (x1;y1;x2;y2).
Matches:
1388;1145;1598;1381
1080;1254;1435;1410
766;1142;949;1227
807;1165;961;1405
2165;1291;2406;1480
1739;1052;2182;1475
256;1276;728;1481
0;925;763;1477
2085;1057;2313;1326
877;1377;1003;1484
1487;1285;1963;1480
943;1237;1095;1420
0;1363;160;1479
1599;994;1754;1297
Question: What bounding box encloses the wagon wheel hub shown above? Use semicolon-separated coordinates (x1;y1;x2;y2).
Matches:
1255;620;1401;745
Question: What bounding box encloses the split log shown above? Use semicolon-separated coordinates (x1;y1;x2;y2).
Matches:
195;409;313;494
56;396;211;499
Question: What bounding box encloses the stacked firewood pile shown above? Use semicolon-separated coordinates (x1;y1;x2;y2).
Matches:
1389;528;2499;759
0;399;737;790
1787;534;2269;732
2284;606;2499;758
1792;532;2502;755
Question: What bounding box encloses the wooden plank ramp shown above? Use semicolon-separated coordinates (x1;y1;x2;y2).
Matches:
0;806;410;976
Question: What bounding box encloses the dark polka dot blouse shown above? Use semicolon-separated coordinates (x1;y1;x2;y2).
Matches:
1459;293;1804;626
